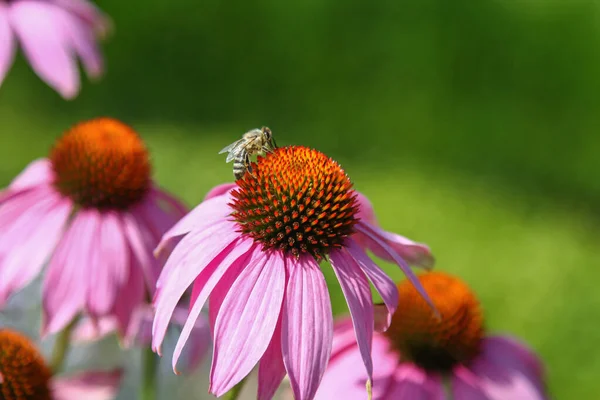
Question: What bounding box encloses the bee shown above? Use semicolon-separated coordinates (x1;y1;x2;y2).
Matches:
219;126;278;180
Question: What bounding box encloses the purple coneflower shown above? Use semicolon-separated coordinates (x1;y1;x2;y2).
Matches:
315;272;548;400
0;0;110;99
0;118;187;337
0;328;121;400
152;145;435;399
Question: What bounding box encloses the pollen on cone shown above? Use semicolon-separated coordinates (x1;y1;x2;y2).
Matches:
230;145;359;260
385;272;484;372
50;117;151;210
0;330;52;400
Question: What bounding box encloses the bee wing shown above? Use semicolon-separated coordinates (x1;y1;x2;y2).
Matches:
225;151;238;163
218;140;241;155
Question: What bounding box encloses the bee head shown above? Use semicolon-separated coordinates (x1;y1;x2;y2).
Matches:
261;126;277;148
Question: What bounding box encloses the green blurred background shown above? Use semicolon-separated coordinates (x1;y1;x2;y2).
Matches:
1;0;599;398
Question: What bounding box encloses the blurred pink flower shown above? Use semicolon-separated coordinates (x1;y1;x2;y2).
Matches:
0;118;187;337
74;304;210;373
315;272;548;400
152;146;435;400
0;0;111;99
0;328;122;400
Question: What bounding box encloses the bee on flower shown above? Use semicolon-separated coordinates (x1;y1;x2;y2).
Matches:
152;141;436;400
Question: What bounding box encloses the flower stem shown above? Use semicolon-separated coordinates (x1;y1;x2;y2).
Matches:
141;346;158;400
223;378;247;400
50;317;77;374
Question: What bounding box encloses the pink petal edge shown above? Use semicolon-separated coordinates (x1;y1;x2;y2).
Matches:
282;255;333;400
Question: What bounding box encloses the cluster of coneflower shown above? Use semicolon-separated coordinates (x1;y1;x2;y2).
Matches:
0;1;548;400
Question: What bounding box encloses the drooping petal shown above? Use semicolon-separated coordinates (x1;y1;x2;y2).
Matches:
7;159;54;192
0;5;15;87
42;210;99;335
354;191;378;226
136;189;187;240
170;306;211;373
62;11;103;78
258;316;286;400
87;210;128;316
329;248;374;386
112;251;145;336
72;315;118;343
329;317;358;359
172;238;254;370
0;189;70;306
386;364;444;400
282;255;333;400
52;369;122;400
154;193;233;259
152;221;239;354
452;365;491;400
481;336;545;388
460;336;548;400
120;212;158;291
204;183;237;200
315;333;400;400
353;226;437;315
356;221;435;269
9;2;80;99
344;239;398;332
209;251;285;396
52;0;112;38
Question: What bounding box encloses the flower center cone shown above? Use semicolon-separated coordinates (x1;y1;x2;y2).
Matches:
0;330;52;400
230;145;359;261
50;118;151;210
385;272;485;372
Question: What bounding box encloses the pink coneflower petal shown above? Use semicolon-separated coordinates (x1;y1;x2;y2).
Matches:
172;238;254;371
355;191;378;226
483;336;545;387
316;334;399;400
9;2;79;99
258;318;286;400
0;6;15;86
62;12;103;78
152;221;239;353
171;306;211;373
43;210;101;335
329;248;374;385
112;252;145;335
354;225;437;314
204;183;237;201
52;369;123;400
86;211;128;316
6;159;54;193
53;0;111;37
210;251;285;396
154;193;233;260
452;365;488;399
357;221;434;270
462;336;547;399
387;365;443;399
282;255;333;400
329;317;358;358
0;189;70;306
138;189;188;239
121;212;157;289
344;240;398;332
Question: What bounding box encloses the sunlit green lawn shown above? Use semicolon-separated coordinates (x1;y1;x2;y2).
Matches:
0;113;597;399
